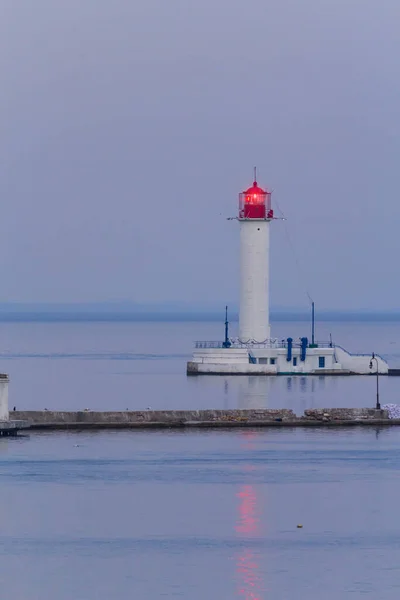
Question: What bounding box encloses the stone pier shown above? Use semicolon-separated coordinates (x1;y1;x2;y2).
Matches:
10;407;395;431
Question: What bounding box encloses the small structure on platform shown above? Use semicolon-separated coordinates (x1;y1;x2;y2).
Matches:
187;170;389;376
0;375;30;436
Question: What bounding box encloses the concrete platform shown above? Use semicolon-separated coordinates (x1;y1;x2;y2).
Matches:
187;344;389;375
187;362;354;375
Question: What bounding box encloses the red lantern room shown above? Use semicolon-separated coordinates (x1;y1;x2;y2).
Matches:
239;171;273;220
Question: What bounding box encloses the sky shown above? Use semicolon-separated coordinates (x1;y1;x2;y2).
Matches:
1;0;400;310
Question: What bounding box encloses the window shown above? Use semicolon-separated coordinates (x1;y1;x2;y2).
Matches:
318;356;325;368
259;358;268;364
270;358;276;365
293;357;297;366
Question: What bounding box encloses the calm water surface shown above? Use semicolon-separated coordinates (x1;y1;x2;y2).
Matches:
0;319;399;412
1;320;400;598
1;428;400;599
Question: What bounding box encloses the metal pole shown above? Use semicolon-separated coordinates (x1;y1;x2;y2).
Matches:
371;353;380;410
223;305;231;348
311;301;315;346
376;359;380;410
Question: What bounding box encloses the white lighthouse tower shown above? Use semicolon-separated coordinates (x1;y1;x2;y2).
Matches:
238;171;273;343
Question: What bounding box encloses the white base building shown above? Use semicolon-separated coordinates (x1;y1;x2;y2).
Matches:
187;342;389;375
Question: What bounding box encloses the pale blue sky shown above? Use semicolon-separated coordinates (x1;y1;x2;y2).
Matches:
1;0;399;310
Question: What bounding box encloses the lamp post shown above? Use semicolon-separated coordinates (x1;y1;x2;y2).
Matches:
222;305;231;348
369;353;380;410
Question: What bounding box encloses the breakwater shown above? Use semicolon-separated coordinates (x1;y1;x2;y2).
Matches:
0;419;30;436
10;408;398;430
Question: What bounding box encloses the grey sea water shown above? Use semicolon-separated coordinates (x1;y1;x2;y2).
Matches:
1;319;400;598
1;319;400;412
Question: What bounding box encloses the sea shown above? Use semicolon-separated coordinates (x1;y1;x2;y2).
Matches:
1;318;400;599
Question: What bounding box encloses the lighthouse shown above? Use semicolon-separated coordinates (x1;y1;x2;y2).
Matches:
238;171;273;343
187;170;389;376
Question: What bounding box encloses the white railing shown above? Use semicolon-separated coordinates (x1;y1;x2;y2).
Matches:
194;339;335;350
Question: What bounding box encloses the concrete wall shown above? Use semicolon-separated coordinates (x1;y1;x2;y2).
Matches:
239;219;270;342
334;346;388;374
257;347;340;374
187;361;277;375
12;408;391;429
304;408;388;421
0;377;9;421
14;409;296;426
192;348;250;365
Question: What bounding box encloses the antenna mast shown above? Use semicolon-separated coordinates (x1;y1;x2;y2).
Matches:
311;301;315;346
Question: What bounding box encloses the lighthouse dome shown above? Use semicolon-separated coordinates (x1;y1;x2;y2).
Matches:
243;181;267;196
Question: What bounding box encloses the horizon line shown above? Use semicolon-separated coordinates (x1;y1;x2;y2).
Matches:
0;310;397;323
0;302;397;314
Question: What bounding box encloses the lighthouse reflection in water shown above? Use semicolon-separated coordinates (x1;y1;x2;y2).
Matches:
236;377;271;409
219;374;329;413
235;431;265;599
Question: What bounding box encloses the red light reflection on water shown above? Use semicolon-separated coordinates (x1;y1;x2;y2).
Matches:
235;432;265;599
237;548;263;600
236;485;258;536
